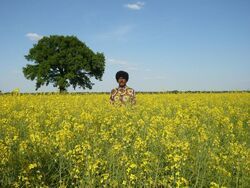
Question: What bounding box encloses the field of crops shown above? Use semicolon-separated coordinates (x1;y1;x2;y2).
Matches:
0;93;249;187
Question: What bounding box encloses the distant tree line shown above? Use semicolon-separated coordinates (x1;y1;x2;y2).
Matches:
137;90;250;94
0;90;249;95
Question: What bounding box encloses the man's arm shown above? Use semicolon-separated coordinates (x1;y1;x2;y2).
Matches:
131;90;136;105
110;89;117;104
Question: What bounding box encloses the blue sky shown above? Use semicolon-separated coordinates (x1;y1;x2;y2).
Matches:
0;0;249;92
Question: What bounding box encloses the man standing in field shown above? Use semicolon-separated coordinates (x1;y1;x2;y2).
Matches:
110;70;136;105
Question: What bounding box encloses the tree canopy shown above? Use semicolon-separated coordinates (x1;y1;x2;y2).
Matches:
23;35;105;92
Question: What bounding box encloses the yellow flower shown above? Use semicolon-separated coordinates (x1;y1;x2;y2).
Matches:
28;163;38;170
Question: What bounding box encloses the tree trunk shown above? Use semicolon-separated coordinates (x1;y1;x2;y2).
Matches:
59;86;66;93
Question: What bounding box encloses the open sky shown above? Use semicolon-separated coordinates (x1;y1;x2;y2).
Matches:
0;0;249;92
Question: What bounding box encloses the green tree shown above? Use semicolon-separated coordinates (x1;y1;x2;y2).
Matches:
23;35;105;92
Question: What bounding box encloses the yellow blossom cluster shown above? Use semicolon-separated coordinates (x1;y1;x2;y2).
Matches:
0;93;249;187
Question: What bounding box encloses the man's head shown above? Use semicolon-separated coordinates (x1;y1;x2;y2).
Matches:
116;71;129;87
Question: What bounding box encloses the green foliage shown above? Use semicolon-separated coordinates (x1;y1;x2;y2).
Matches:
23;35;105;92
11;88;20;95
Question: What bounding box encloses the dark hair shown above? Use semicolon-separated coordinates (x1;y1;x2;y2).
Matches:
116;70;129;81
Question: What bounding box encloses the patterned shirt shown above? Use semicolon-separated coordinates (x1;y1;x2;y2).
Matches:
110;86;136;105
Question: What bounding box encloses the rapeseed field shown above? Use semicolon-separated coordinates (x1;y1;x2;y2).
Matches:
0;93;249;187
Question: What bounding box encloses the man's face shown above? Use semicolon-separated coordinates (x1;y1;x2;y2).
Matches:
118;77;127;87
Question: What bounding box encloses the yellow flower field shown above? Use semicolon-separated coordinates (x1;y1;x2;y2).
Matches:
0;93;249;187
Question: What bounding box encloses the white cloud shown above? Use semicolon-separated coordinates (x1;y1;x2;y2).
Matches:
113;25;133;36
26;32;43;41
127;67;138;71
107;58;154;72
11;69;22;74
97;25;133;41
145;68;151;72
107;58;129;65
107;58;138;71
143;76;167;80
124;2;145;10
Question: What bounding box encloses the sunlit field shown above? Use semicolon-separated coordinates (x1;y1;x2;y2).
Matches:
0;93;249;187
